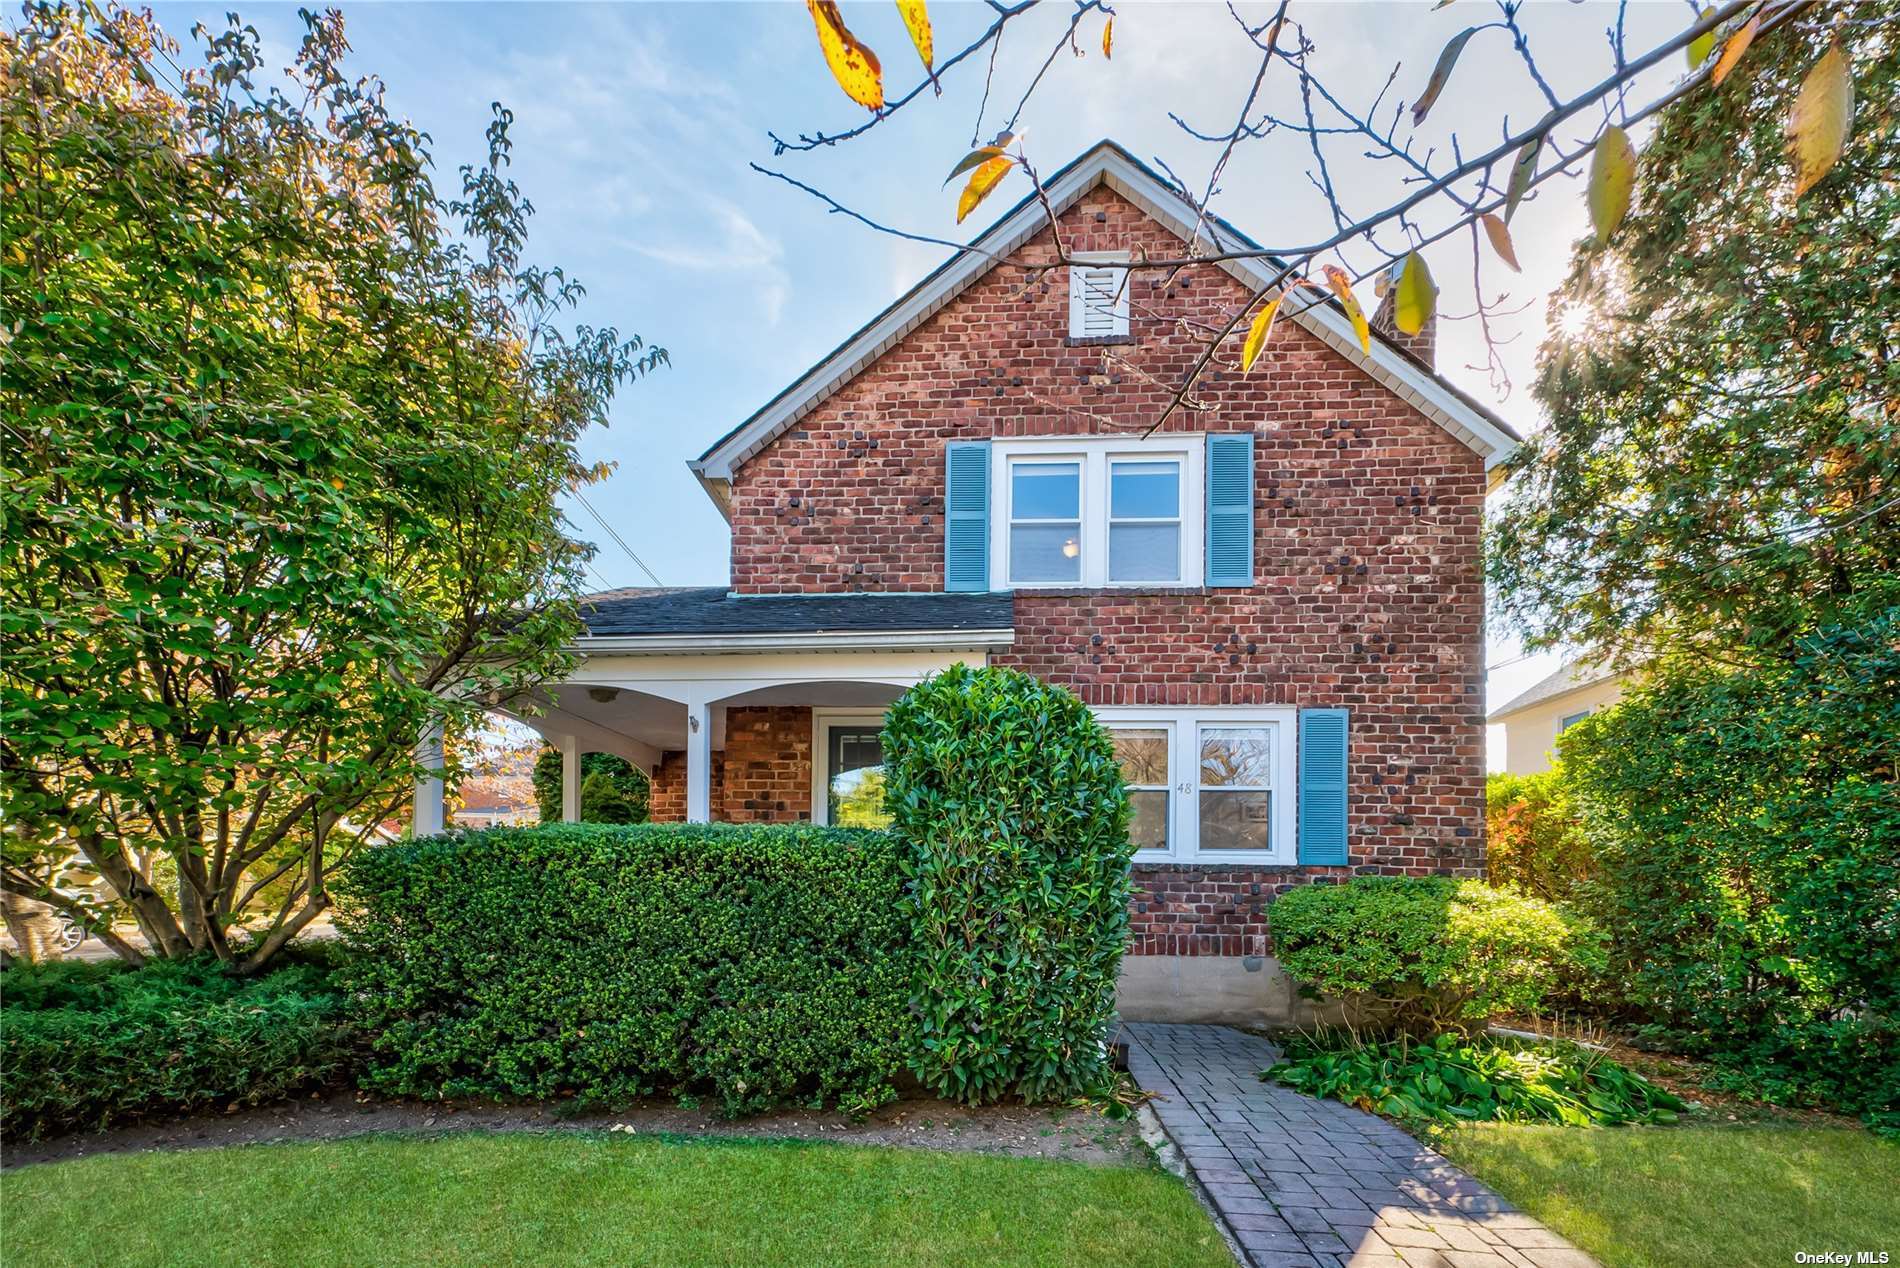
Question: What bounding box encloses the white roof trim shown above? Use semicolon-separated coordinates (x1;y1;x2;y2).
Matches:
694;141;1520;486
571;628;1015;656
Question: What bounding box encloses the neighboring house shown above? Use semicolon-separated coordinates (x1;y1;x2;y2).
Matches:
1488;660;1631;775
413;140;1521;1024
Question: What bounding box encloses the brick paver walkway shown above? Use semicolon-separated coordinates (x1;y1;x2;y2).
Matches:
1123;1023;1597;1268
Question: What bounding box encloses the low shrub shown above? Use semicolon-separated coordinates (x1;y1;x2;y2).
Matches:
1484;766;1592;902
335;823;907;1116
0;956;353;1139
883;664;1133;1105
1266;1032;1684;1127
1270;876;1593;1035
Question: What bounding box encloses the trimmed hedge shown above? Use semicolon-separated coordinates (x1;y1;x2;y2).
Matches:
1271;876;1592;1035
334;823;907;1116
0;956;353;1140
884;664;1133;1105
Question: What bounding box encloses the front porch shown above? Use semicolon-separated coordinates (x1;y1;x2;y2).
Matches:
412;588;1015;831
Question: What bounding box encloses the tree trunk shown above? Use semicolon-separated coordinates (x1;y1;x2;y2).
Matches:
1;890;64;963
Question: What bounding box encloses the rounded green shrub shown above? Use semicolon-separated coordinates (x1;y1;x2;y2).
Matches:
1270;876;1589;1035
882;664;1133;1104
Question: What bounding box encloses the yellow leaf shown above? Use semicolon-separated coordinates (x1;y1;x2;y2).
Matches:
1393;252;1437;337
1505;135;1540;223
1480;213;1520;272
897;0;932;71
956;154;1013;224
1587;125;1636;248
1788;42;1854;198
1240;295;1283;372
1102;16;1113;60
943;134;1013;187
1321;264;1371;356
1686;8;1716;70
1412;27;1478;127
1711;13;1760;87
807;0;884;111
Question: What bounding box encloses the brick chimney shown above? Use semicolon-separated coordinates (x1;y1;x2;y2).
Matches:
1369;286;1436;369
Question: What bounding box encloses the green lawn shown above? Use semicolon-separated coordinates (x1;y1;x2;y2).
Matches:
1438;1122;1899;1268
0;1131;1232;1268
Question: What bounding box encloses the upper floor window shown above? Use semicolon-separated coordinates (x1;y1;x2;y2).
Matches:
992;436;1203;589
1068;252;1131;340
1558;709;1591;733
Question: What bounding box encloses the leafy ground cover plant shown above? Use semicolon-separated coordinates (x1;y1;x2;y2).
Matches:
1265;1032;1683;1128
0;955;354;1139
883;665;1133;1106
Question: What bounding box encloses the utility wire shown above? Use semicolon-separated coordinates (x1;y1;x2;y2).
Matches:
570;488;664;588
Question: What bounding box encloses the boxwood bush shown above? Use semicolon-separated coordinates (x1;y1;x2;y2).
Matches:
334;823;907;1116
0;955;354;1140
883;664;1134;1105
1270;876;1592;1035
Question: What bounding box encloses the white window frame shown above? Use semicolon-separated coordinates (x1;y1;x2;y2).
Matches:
1005;455;1087;587
810;709;892;826
1068;250;1132;339
1107;456;1186;585
991;435;1204;590
1095;706;1297;865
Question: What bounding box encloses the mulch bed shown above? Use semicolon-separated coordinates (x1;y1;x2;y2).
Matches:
2;1089;1148;1172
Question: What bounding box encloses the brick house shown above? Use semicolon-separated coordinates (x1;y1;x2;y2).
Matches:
418;141;1519;1024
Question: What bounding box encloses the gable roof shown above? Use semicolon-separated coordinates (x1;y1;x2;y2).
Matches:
1487;659;1626;723
691;139;1522;516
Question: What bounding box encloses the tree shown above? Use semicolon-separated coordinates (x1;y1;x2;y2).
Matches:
531;746;650;825
1490;7;1897;663
765;1;1888;417
1487;7;1898;1127
0;6;665;970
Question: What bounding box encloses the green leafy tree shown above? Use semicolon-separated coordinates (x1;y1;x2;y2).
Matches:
1489;11;1896;662
1488;9;1897;1125
0;6;664;970
529;747;649;825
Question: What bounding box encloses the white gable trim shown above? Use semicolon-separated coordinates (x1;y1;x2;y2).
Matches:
692;142;1519;493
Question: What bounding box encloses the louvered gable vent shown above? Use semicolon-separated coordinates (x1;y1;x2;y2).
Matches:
1068;253;1130;340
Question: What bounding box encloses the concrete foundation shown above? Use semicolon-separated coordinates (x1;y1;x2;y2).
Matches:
1116;954;1341;1029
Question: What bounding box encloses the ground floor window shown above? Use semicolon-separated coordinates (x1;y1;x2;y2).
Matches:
1095;707;1297;864
812;712;895;828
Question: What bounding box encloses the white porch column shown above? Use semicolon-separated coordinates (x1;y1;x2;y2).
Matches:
560;733;581;824
413;721;446;838
686;697;713;823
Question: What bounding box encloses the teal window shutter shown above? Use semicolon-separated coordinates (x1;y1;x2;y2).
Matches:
1205;433;1255;587
944;441;991;592
1297;708;1350;865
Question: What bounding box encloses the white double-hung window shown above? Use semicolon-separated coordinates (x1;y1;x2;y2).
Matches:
993;436;1202;588
1096;707;1297;864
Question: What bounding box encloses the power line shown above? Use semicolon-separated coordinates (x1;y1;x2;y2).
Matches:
570;488;664;588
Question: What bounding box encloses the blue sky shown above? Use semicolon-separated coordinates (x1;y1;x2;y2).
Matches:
152;1;1695;728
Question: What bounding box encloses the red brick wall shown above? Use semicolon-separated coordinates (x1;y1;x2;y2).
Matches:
646;708;812;824
719;186;1487;954
720;706;812;823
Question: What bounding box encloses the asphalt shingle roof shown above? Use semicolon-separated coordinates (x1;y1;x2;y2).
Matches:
578;587;1015;638
1487;659;1623;722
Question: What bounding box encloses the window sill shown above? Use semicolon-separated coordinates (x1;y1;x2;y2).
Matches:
1132;856;1306;869
1009;585;1213;597
1065;335;1135;347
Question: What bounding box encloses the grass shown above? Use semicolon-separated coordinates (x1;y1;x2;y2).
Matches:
0;1130;1232;1268
1437;1122;1899;1268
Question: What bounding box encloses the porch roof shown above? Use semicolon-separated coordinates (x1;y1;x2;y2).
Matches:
578;587;1015;642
